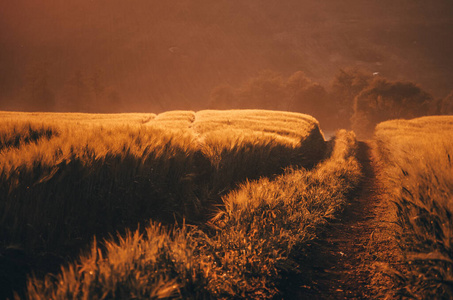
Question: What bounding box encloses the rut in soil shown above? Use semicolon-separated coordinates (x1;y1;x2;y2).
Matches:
283;141;383;299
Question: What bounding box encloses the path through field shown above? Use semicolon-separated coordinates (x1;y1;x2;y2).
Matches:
285;141;389;299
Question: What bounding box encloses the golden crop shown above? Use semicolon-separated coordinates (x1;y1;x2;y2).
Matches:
375;116;453;299
0;110;363;299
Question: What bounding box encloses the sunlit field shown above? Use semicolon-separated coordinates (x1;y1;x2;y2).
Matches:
0;109;353;299
7;110;453;298
374;116;453;298
24;126;361;299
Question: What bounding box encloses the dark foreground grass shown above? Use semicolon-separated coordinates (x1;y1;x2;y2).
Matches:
24;130;361;299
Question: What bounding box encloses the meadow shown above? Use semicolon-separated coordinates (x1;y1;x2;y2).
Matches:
0;109;354;299
374;116;453;299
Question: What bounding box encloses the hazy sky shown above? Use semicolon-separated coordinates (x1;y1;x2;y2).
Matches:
1;0;452;112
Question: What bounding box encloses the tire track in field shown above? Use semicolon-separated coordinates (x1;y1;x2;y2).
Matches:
284;141;386;299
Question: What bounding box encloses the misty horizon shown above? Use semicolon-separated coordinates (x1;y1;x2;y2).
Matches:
1;0;453;115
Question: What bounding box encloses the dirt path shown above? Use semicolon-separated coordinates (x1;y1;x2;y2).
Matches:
284;141;387;299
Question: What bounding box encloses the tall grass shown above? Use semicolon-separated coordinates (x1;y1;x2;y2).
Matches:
25;223;214;300
0;121;57;151
193;110;319;140
0;111;156;126
194;110;326;201
0;124;201;257
374;116;453;298
200;129;325;201
24;129;361;299
1;110;325;259
206;130;361;298
152;110;196;129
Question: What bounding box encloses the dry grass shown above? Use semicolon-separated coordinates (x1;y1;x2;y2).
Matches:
0;121;57;151
0;123;200;257
374;116;453;299
206;130;361;298
25;223;214;299
192;110;326;197
193;110;319;140
0;111;156;126
152;110;196;129
24;129;361;299
0;109;325;297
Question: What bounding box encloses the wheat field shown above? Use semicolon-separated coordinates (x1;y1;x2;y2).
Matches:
24;128;361;299
374;116;453;299
0;109;360;299
8;110;453;298
0;109;325;256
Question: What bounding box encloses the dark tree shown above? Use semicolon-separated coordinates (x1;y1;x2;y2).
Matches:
208;84;237;109
237;70;287;110
207;70;330;118
23;64;55;112
330;68;373;128
439;91;453;115
90;69;106;104
62;70;92;112
286;71;332;126
351;78;433;137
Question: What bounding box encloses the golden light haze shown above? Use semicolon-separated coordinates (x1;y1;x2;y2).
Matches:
1;0;452;117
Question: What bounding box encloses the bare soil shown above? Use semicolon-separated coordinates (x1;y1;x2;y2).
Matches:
281;141;395;299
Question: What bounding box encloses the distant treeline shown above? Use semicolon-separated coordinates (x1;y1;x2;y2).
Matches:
8;64;124;114
208;68;453;135
2;1;453;116
3;65;452;135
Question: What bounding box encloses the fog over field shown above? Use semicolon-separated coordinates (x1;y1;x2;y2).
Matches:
1;1;453;119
